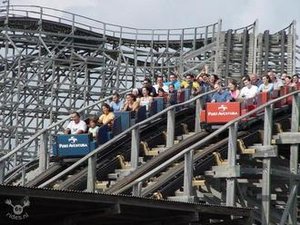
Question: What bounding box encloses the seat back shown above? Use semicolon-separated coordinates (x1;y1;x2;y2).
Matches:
97;124;109;145
114;111;131;131
183;88;191;101
154;97;164;112
136;105;147;123
111;115;122;136
149;100;158;116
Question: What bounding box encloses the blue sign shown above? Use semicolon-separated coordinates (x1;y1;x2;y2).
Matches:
53;134;97;157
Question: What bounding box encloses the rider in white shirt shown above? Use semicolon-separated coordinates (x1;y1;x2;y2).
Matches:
239;77;258;99
64;111;87;134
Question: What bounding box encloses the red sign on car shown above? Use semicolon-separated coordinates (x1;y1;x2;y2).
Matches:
206;102;241;124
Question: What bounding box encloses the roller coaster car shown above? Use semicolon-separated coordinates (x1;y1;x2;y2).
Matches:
51;105;151;159
200;92;271;126
52;118;122;158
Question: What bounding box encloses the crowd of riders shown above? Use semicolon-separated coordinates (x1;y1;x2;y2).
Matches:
64;67;299;136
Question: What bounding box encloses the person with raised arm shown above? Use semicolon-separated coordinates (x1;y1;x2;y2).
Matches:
181;74;201;96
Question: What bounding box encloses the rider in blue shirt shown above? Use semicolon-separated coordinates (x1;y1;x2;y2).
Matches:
164;74;181;90
109;92;124;112
211;82;232;102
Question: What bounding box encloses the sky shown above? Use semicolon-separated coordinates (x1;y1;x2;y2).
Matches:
7;0;300;34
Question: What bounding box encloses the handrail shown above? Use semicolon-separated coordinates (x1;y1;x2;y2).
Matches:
113;90;300;194
38;89;216;188
0;5;219;41
5;5;218;30
232;21;256;33
0;89;132;163
274;21;296;34
4;158;36;184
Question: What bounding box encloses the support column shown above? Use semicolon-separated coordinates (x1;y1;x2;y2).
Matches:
87;154;96;192
166;109;175;148
261;105;273;225
131;127;140;170
214;19;222;74
183;150;194;197
179;29;185;75
21;167;26;186
194;98;203;133
132;182;142;197
39;131;49;173
280;184;299;225
288;93;299;225
226;123;238;206
0;161;5;184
